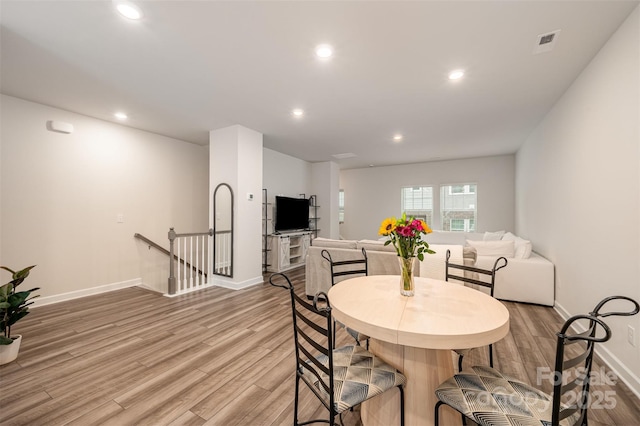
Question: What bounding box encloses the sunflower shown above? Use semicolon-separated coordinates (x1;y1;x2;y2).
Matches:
420;219;432;234
378;217;397;236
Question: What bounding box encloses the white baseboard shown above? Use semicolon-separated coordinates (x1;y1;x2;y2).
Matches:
554;301;640;399
213;275;264;290
162;276;264;297
163;284;210;297
553;301;571;320
33;278;142;307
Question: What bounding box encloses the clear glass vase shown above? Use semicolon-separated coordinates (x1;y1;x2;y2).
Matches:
398;256;415;296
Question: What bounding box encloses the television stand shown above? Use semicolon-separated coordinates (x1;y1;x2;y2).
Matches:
266;231;312;273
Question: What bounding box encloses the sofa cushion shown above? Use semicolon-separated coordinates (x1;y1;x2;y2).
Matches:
357;239;397;253
502;232;532;259
312;238;358;249
466;240;515;258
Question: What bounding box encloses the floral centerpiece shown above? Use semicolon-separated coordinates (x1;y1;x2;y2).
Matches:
379;213;435;296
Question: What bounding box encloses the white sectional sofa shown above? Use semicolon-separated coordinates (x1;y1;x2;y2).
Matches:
305;231;555;306
305;237;475;298
424;230;555;306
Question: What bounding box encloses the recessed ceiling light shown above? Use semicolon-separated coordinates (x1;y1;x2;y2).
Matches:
116;2;143;20
393;134;403;142
315;44;333;58
449;69;465;80
114;112;128;120
292;109;304;117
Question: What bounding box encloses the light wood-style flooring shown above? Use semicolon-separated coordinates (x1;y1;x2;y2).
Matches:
2;267;639;425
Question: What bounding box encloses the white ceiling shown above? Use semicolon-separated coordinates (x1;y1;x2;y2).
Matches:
1;1;637;169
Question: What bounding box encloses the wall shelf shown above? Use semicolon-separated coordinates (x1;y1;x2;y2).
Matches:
263;191;319;272
262;188;270;273
309;195;319;239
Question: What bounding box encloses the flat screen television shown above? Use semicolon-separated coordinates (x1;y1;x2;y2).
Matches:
275;196;310;232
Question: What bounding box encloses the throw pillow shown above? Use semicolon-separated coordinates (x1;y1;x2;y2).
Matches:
483;230;506;241
501;231;517;241
514;239;532;259
466;240;515;258
502;232;532;259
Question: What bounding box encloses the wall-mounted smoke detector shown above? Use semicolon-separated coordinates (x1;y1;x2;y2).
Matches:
533;29;561;54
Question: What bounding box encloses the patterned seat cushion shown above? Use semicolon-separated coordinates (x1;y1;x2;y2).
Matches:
301;345;406;413
336;320;369;343
435;365;581;426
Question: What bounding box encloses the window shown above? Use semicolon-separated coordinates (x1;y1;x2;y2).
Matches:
441;183;477;232
338;189;345;223
449;184;476;195
450;219;465;231
401;186;433;226
450;218;474;232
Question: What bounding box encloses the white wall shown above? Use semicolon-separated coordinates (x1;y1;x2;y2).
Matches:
263;151;343;241
263;148;312;233
0;95;209;297
516;6;640;394
339;155;515;240
263;148;312;200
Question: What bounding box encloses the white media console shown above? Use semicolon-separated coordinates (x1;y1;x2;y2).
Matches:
267;231;312;273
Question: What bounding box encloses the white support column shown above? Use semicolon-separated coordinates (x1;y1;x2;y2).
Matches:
311;161;340;239
210;125;264;289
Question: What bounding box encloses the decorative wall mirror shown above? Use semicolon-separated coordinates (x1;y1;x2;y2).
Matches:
213;183;234;277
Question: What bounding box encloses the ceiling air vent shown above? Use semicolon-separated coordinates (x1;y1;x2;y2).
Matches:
332;153;357;160
533;29;561;54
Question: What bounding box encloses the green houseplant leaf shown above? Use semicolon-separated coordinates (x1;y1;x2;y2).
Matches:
0;265;40;344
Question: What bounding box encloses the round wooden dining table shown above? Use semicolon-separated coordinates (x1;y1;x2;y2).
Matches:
327;275;510;426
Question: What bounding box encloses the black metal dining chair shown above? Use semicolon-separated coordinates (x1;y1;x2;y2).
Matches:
445;248;508;371
322;248;370;348
434;295;639;426
270;272;407;426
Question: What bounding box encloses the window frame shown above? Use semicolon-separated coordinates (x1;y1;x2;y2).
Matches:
338;189;345;224
440;183;478;232
401;185;434;227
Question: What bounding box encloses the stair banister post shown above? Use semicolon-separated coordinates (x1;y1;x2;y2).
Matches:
168;227;177;295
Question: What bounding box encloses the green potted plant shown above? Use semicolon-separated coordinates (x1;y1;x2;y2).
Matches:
0;265;40;364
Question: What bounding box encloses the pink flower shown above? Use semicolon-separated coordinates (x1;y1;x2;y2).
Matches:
396;226;413;237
